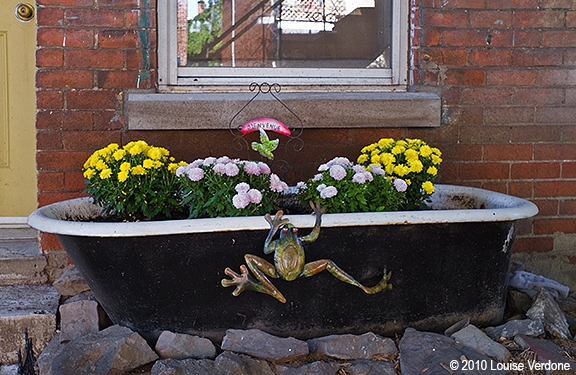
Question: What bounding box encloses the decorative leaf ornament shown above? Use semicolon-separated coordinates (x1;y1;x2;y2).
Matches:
251;128;279;160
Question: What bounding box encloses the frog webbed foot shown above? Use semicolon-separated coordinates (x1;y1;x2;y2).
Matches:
221;265;254;297
265;210;289;231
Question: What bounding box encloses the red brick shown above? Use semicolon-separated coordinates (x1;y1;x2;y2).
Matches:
511;88;564;105
36;90;64;109
486;0;539;9
448;106;485;125
511;49;563;67
37;151;91;171
470;49;511;66
534;180;576;197
469;10;512;28
36;69;94;89
36;110;63;130
65;9;124;27
509;181;534;198
36;48;63;67
65;171;87;191
38;192;87;207
532;198;559;216
543;31;576;48
567;11;576;27
36;130;63;151
443;30;487;47
486;69;538;86
459;125;511;143
460;162;510;180
62;111;94;131
65;49;124;69
37;28;64;47
64;29;94;48
538;69;576;86
63;131;121;151
534;218;576;235
38;172;65;191
562;162;576;178
511;162;560;179
96;70;139;88
94;110;124;130
513;11;565;28
536;107;576;124
512;237;554;253
443;144;483;161
560;199;576;215
424;10;468;28
99;0;140;7
422;48;468;66
484;144;534;161
37;7;64;27
444;69;485;85
512;30;542;47
66;90;119;110
39;233;63;251
461;87;514;105
98;30;140;48
480;181;508;194
422;0;484;8
540;0;576;9
535;144;576;161
38;0;92;6
510;125;561;142
423;29;441;46
484;106;534;125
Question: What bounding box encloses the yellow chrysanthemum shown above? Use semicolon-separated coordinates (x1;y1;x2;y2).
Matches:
113;149;126;161
107;143;119;152
120;162;131;172
147;147;163;160
95;160;108;171
168;163;179;173
422;181;435;195
393;164;410;177
83;168;96;179
143;159;154;169
377;138;394;148
391;145;405;155
371;154;381;164
361;144;377;154
357;154;369;164
131;165;147;175
404;149;419;162
117;170;129;182
431;155;443;165
100;168;112;179
431;147;442;156
419;145;433;157
427;166;438;176
379;153;396;166
409;160;424;173
153;160;163;168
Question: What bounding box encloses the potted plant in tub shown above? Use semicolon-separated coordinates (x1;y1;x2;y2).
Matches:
28;138;538;342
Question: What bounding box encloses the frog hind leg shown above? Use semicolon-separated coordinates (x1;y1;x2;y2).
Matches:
302;259;392;294
221;254;287;303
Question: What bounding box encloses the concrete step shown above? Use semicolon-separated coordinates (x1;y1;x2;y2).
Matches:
0;227;47;286
0;284;60;365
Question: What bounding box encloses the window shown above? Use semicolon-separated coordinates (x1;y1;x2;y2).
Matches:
158;0;409;89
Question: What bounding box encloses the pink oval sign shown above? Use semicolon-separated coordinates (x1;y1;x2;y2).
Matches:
240;118;291;137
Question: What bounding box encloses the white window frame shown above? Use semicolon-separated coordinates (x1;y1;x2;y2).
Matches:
158;0;409;90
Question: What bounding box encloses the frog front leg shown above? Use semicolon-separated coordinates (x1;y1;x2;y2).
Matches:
301;259;392;294
221;254;287;303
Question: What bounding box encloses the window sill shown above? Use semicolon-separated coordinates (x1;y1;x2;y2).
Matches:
126;91;441;130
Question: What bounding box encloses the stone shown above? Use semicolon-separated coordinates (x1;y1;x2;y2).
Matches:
0;365;17;375
0;284;60;364
509;270;569;298
307;332;397;360
346;359;398;375
151;358;218;375
398;328;507;375
59;300;100;342
450;324;511;362
484;318;545;340
505;289;533;319
526;289;571;339
276;361;341;375
220;329;308;363
37;325;158;375
214;351;276;375
52;265;90;297
514;335;576;370
155;330;216;359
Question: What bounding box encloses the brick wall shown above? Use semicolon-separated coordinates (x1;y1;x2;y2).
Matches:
36;1;576;260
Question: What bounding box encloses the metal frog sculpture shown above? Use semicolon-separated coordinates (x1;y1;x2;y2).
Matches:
221;202;392;303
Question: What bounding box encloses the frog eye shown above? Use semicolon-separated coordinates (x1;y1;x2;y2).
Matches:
282;227;289;234
292;228;298;234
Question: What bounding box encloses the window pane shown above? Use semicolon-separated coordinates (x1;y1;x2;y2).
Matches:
177;0;392;69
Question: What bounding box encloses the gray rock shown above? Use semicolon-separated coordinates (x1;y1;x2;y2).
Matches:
215;351;276;375
399;328;507;375
151;358;218;375
53;265;90;297
59;300;100;342
526;288;571;339
221;329;308;363
514;334;576;368
276;361;341;375
307;332;397;360
155;330;216;359
38;325;158;375
346;359;397;375
484;318;545;340
451;324;511;362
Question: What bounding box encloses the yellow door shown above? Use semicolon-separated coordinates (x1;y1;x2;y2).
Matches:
0;1;37;217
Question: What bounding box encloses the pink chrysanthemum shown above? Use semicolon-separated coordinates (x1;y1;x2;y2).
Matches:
186;167;204;182
235;182;250;194
394;178;408;192
329;165;347;181
232;193;250;209
224;163;240;177
247;189;262;204
244;161;260;175
320;186;338;199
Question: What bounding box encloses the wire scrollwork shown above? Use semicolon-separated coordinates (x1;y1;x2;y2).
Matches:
229;82;304;176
